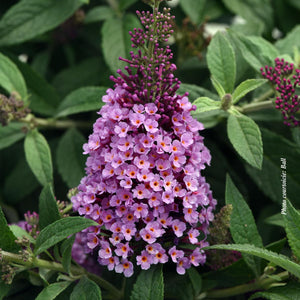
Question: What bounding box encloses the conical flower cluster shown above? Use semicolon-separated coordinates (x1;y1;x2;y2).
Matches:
72;1;216;277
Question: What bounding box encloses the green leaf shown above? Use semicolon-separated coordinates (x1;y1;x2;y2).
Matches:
52;58;107;98
206;32;236;93
0;282;10;300
84;6;115;23
164;272;193;300
10;56;60;116
0;0;83;46
232;79;267;104
191;97;220;117
0;122;25;150
246;129;300;205
265;213;285;227
9;225;35;244
70;276;102;300
275;25;300;57
4;157;39;204
292;128;300;145
180;0;206;24
0;52;27;99
177;83;219;101
204;244;300;278
229;31;278;72
24;129;53;186
222;0;273;33
187;267;202;297
56;87;107;118
119;0;138;11
61;235;75;274
227;114;263;169
211;76;226;98
102;15;141;74
225;175;263;276
283;200;300;260
36;281;72;300
0;206;19;252
35;217;98;255
250;282;300;300
56;128;86;188
39;184;60;229
131;265;164;300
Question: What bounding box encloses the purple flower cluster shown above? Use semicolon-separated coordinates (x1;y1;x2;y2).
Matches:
261;57;300;127
17;211;39;239
71;85;216;276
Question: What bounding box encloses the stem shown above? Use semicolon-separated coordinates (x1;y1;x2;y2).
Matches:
1;250;122;300
239;100;273;114
252;88;274;103
199;271;289;299
20;114;91;130
62;203;73;215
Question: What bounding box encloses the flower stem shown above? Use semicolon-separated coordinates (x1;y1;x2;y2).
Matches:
1;250;122;299
252;88;274;103
20;114;91;130
198;271;289;299
239;100;274;114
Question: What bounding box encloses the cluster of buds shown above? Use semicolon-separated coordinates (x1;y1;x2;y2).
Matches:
261;57;300;127
1;261;16;285
206;205;241;270
17;211;39;239
72;1;216;277
0;93;30;126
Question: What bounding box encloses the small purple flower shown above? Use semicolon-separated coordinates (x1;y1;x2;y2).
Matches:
168;246;184;263
115;259;134;277
171;219;186;237
137;250;153;270
176;257;191;275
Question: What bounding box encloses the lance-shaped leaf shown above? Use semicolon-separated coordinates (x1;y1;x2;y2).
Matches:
227;114;263;169
36;281;72;300
70;276;102;300
283;200;300;260
207;32;236;93
35;217;98;255
226;175;263;277
0;122;25;151
24;129;53;186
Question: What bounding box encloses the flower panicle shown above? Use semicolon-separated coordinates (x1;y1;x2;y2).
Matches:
261;57;300;127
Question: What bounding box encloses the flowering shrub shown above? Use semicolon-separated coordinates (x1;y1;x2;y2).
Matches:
1;0;300;299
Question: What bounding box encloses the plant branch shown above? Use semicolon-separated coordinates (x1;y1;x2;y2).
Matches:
238;100;274;114
198;271;289;299
252;88;274;103
20;114;92;130
1;250;122;299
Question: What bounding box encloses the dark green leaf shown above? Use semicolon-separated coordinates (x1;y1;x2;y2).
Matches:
246;129;300;205
35;281;72;300
70;276;102;300
265;213;285;227
35;217;98;255
39;184;60;229
206;32;236;93
275;25;300;57
56;128;86;188
225;175;263;277
24;129;53;186
227;114;263;169
205;244;300;278
187;267;202;296
232;79;267;104
292;128;300;145
250;282;300;300
52;58;107;98
283;200;300;260
0;122;25;151
164;272;193;300
177;83;219;101
180;0;206;24
0;52;27;99
131;265;164;300
0;282;10;300
0;0;83;46
222;0;273;33
119;0;138;11
4;157;39;204
61;235;75;274
56;87;107;118
84;6;115;23
11;56;60;116
0;205;19;252
9;225;35;244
